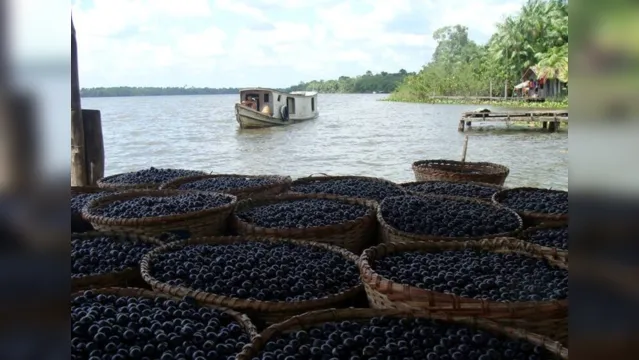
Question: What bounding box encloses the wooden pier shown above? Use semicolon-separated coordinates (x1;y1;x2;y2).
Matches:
458;110;568;132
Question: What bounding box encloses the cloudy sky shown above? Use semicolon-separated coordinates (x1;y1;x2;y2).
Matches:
71;0;525;88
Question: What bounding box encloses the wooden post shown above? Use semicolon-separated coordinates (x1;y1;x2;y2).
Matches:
71;16;88;186
0;92;36;192
82;109;104;185
461;135;469;162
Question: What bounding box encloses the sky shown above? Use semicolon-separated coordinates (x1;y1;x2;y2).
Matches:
71;0;526;89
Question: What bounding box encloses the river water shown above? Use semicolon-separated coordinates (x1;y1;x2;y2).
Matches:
81;94;568;190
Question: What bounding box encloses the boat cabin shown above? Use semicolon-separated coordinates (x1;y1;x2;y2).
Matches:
238;88;319;121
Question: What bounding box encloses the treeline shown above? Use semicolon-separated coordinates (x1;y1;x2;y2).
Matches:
388;0;568;102
283;70;413;94
80;86;242;97
80;70;412;98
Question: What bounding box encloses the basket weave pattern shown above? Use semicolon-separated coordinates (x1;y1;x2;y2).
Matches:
159;174;292;200
399;180;503;202
492;187;568;227
358;238;568;343
377;195;523;245
81;189;237;237
71;231;163;292
71;287;259;341
412;160;510;185
96;170;208;191
140;236;364;327
518;223;569;262
232;193;378;254
72;186;116;233
289;175;407;201
236;308;568;360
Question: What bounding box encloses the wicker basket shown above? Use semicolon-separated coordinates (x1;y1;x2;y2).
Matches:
71;287;259;343
159;174;292;200
412;159;510;185
82;189;237;237
400;180;503;202
492;187;568;227
359;238;568;343
71;231;163;292
377;195;523;244
519;223;569;262
232;193;377;254
96;169;208;191
71;186;116;233
140;236;364;327
289;175;407;202
236;308;568;360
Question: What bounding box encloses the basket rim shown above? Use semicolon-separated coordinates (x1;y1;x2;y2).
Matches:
96;169;209;189
492;187;568;221
412;159;510;174
70;286;260;340
358;238;568;311
71;231;163;287
519;223;569;258
289;175;407;202
139;236;364;312
232;193;377;236
81;189;238;226
236;308;568;360
399;180;503;201
159;173;293;193
377;194;523;242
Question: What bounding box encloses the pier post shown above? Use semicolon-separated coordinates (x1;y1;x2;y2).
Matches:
458;120;465;132
82;109;105;185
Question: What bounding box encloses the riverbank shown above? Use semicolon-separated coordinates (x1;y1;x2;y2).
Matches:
381;96;568;109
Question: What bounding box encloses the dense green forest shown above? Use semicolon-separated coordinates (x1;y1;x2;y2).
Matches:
80;70;411;98
388;0;568;103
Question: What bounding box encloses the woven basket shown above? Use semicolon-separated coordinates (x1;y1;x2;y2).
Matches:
71;186;116;233
377;195;523;244
232;193;377;254
359;238;568;343
82;189;237;237
236;308;568;360
96;169;208;191
289;175;407;202
519;223;569;262
492;187;568;227
159;174;292;200
71;287;259;342
71;231;163;292
140;236;364;327
400;180;503;202
412;159;510;185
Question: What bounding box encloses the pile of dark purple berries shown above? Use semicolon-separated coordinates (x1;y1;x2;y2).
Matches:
498;188;568;215
89;193;234;219
177;176;280;192
71;291;250;360
291;178;405;202
149;241;360;302
237;199;369;229
402;181;499;201
72;235;155;278
380;195;520;237
251;316;560;360
72;192;113;214
373;249;568;302
525;226;568;250
100;167;205;187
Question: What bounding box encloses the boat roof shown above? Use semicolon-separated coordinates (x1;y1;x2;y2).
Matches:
239;88;318;97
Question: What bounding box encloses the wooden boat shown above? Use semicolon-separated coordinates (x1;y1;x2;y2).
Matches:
235;88;319;129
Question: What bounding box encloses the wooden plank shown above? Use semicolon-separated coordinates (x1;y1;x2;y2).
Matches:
71;16;87;186
460;116;569;122
82;109;104;185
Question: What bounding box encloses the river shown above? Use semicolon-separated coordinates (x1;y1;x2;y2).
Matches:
81;94;568;190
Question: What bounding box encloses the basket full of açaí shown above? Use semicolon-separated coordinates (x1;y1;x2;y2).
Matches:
70;160;569;358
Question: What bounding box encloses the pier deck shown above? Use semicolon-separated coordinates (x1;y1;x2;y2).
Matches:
458;110;568;132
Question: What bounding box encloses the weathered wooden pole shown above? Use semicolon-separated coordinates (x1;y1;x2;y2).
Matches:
461;135;469;162
82;109;104;185
71;15;88;186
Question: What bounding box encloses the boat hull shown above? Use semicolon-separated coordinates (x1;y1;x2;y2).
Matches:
235;103;317;129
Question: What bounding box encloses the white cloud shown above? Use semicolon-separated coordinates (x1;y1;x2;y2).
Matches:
72;0;526;87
